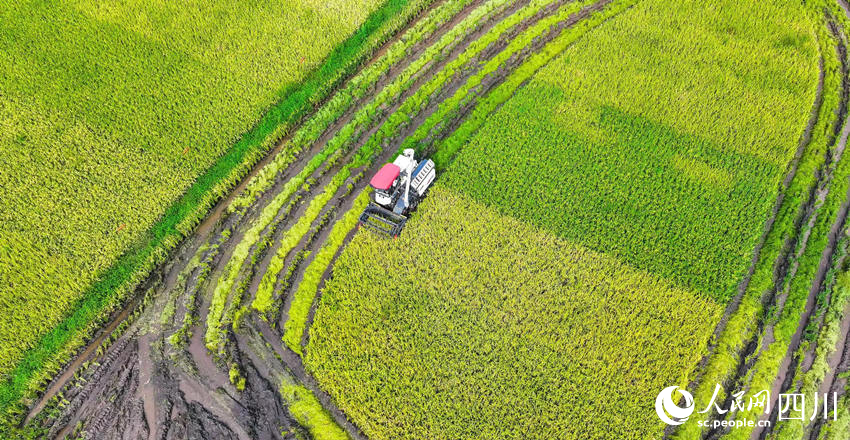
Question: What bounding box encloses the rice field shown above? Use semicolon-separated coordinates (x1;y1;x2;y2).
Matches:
6;0;850;438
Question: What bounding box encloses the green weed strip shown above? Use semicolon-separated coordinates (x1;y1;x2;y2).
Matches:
816;265;850;440
772;232;850;440
0;0;434;425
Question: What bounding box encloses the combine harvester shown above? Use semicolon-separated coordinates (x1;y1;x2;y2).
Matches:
359;149;435;237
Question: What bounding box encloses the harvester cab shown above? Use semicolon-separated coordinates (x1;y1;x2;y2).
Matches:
359;149;435;237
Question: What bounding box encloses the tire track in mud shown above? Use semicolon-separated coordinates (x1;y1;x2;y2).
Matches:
25;0;622;438
802;9;850;440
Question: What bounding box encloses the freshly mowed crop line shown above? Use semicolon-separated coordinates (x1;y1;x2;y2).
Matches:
219;0;528;336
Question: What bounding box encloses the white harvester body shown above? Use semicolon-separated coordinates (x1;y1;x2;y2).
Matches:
359;149;436;237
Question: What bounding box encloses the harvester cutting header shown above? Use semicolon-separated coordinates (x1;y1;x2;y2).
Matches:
359;149;435;237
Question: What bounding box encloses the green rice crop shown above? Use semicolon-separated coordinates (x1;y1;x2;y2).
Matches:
280;383;349;440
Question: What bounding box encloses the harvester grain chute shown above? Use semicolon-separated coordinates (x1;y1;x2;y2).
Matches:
359;149;436;237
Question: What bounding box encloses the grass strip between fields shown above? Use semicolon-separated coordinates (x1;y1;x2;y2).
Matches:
280;383;349;440
284;191;371;355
